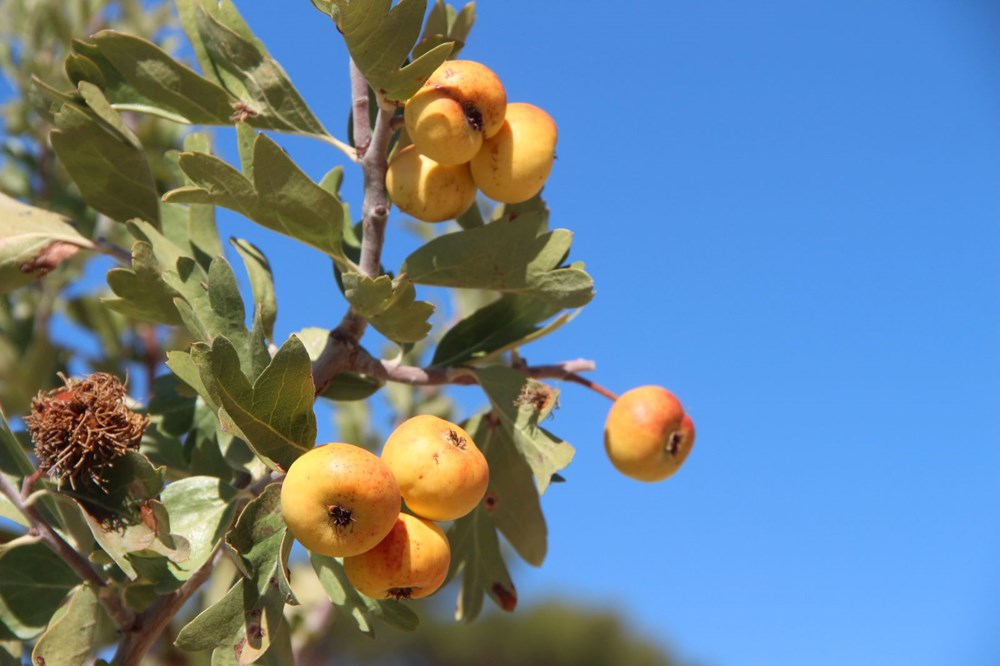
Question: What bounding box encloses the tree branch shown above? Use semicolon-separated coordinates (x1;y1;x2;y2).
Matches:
110;547;221;666
312;59;398;394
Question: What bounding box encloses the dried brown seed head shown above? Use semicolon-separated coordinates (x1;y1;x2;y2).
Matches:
25;373;148;491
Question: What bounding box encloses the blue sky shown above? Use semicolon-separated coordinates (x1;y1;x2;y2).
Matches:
6;1;1000;664
224;2;998;664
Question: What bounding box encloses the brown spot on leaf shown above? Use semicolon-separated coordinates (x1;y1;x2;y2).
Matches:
20;241;81;278
492;582;517;612
483;492;498;513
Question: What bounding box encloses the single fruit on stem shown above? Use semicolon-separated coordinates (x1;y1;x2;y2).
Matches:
280;443;401;557
604;385;696;482
381;414;489;521
386;145;477;222
470;102;558;204
404;60;507;165
343;512;451;600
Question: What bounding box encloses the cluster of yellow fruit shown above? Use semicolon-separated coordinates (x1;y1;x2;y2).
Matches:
280;415;488;600
386;60;558;222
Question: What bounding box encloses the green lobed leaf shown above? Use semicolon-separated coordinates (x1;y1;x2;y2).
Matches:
0;541;80;639
161;477;238;581
176;485;295;665
31;584;102;666
0;192;94;294
191;335;316;473
448;504;517;622
177;0;328;135
401;211;595;308
332;0;454;101
342;272;434;344
103;241;184;323
309;553;419;637
466;413;547;567
231;238;277;342
431;293;580;368
164;133;349;266
413;0;475;60
69;30;236;125
49;99;161;226
473;366;574;494
77;453;190;584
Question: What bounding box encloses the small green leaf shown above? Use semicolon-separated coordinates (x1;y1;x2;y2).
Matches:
473;366;574;494
309;553;418;636
177;0;328;135
0;541;80;639
50;101;161;226
165;133;349;266
431;294;579;368
332;0;454;101
161;477;238;580
103;241;184;324
0;192;94;294
192;336;316;472
69;30;236;124
401;212;594;308
176;485;294;665
448;505;516;622
466;414;547;566
231;238;277;342
342;272;434;344
31;584;102;666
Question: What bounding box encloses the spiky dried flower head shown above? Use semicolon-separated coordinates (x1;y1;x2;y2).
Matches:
25;373;148;491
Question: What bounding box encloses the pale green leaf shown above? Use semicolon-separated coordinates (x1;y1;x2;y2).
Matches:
103;241;184;323
310;553;419;636
69;30;236;124
448;505;516;622
467;413;547;566
165;133;349;266
50;101;160;225
177;0;328;135
231;238;277;342
473;366;574;494
161;477;238;580
31;585;102;666
342;272;434;344
0;192;94;294
192;335;316;472
431;294;578;368
0;542;79;639
332;0;454;101
177;485;294;665
401;212;594;308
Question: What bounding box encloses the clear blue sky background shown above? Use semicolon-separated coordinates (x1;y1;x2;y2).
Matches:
224;2;999;665
7;1;1000;664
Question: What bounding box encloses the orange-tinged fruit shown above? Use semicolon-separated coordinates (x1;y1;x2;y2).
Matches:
604;386;696;482
381;414;488;521
470;102;557;204
386;145;476;222
343;512;451;600
404;60;507;165
280;443;401;557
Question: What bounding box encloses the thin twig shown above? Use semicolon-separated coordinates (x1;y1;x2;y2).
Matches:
110;547;222;666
